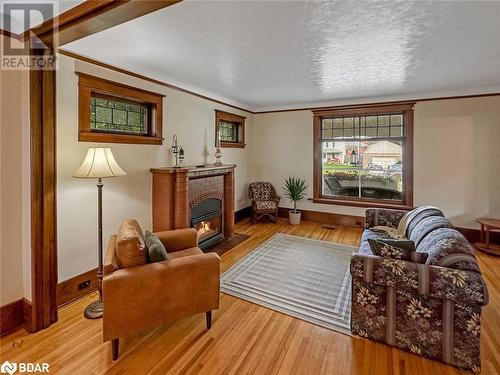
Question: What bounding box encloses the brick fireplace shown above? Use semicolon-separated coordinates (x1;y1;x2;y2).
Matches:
151;165;235;249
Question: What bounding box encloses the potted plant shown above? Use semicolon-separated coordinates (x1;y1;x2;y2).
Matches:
282;177;308;225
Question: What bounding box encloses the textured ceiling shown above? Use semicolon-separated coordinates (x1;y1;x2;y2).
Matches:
63;1;500;111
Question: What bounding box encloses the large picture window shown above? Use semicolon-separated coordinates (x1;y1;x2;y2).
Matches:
312;103;414;208
78;73;164;144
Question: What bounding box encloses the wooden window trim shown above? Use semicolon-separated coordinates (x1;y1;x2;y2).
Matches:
312;102;414;209
77;72;165;145
215;110;246;148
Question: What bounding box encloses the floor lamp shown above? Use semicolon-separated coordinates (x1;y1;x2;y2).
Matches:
74;147;126;319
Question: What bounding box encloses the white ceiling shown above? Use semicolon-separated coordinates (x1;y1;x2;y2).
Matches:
1;0;85;34
63;0;500;112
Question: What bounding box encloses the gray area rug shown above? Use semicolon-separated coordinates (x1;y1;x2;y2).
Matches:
221;233;357;334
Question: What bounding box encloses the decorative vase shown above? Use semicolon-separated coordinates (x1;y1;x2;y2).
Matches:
289;210;301;225
214;147;223;166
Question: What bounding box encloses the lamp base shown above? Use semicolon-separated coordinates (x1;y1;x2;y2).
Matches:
84;299;103;319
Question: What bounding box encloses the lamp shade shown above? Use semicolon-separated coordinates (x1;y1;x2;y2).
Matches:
74;148;126;178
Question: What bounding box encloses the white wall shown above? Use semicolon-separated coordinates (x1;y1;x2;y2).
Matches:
252;97;500;228
56;51;500;283
56;53;254;282
0;35;32;305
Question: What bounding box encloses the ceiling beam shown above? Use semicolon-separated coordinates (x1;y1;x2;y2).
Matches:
29;0;181;46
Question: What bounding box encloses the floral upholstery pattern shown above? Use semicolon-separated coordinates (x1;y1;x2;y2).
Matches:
249;182;273;201
256;200;277;210
406;208;445;237
365;208;407;229
418;228;480;272
360;228;394;243
352;208;489;373
409;216;453;247
368;239;428;263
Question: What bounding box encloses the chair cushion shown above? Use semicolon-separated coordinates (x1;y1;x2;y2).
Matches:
256;200;277;210
145;231;168;263
115;219;148;269
368;238;428;263
168;247;204;259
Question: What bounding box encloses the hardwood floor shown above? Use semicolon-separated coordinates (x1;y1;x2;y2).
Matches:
1;218;499;374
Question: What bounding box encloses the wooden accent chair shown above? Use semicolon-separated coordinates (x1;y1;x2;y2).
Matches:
248;182;280;223
102;219;220;360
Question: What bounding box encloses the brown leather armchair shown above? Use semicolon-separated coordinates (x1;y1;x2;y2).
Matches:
102;222;220;360
248;182;280;223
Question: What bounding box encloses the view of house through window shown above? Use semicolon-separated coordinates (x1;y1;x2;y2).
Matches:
318;111;410;203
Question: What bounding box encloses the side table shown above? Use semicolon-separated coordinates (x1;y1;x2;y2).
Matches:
475;217;500;256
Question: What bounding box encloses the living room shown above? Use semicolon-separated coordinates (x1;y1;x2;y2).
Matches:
1;1;499;374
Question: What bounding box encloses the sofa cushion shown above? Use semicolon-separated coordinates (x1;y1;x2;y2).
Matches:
417;228;480;272
115;219;148;269
406;208;444;238
168;247;204;259
359;240;372;255
368;238;428;263
145;231;168;263
361;228;394;244
409;216;453;247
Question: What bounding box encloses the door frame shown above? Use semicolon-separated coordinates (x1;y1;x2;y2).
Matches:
28;0;181;331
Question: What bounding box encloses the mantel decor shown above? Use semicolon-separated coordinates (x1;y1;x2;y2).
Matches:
74;147;126;319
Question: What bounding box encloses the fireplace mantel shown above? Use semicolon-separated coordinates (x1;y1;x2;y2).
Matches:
151;164;235;242
150;164;236;177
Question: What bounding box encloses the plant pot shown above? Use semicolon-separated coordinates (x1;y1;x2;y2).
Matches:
289;210;301;225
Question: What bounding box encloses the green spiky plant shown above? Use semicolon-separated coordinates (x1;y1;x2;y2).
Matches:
282;177;308;214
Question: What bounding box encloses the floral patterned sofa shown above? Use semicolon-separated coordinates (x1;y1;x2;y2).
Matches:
350;207;489;372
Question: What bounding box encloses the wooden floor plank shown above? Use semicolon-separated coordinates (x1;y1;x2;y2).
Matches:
1;218;499;374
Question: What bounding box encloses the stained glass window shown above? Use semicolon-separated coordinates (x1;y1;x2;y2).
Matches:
89;95;149;135
219;120;238;142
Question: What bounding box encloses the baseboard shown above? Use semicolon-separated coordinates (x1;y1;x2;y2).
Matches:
456;227;500;245
0;299;24;336
22;298;33;332
0;298;33;336
234;206;251;222
57;268;98;307
278;207;364;228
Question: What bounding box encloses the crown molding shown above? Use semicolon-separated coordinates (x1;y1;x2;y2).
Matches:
58;48;255;114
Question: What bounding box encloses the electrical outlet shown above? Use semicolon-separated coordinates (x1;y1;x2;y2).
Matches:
78;280;91;290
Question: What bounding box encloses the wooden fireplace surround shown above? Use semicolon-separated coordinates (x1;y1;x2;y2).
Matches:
151;165;235;238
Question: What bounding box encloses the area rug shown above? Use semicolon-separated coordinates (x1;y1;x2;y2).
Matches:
221;233;357;334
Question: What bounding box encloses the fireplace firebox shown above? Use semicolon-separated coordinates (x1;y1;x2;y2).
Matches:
191;198;223;249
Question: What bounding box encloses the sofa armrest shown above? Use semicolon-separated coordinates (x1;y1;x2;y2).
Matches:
102;252;220;341
364;208;409;229
155;228;198;252
350;254;488;306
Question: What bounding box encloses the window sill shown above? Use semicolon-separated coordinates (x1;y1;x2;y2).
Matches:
79;131;163;145
310;197;413;210
220;142;245;149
